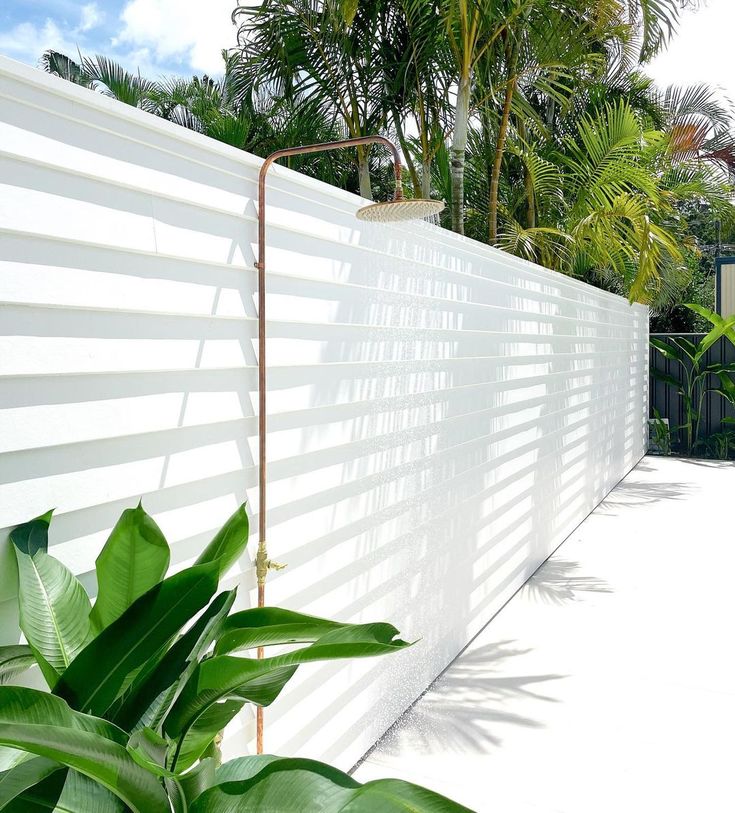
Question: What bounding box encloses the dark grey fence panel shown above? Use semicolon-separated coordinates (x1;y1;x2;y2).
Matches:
650;333;735;447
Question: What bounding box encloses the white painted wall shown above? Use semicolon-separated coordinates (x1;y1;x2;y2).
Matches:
0;55;648;770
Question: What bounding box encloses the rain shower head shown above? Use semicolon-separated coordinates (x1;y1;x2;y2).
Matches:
356;197;445;223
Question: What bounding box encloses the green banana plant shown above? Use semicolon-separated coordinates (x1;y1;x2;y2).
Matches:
651;304;735;454
699;419;735;460
0;504;472;812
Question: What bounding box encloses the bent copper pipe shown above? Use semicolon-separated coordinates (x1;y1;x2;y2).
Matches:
254;136;403;754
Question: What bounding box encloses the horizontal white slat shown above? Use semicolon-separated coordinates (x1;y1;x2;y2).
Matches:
1;227;638;324
0;360;636;454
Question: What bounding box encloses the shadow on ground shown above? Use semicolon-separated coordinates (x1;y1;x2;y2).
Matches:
368;639;565;755
595;477;691;515
525;557;612;605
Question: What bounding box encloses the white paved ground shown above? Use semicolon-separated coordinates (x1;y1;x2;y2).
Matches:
354;456;735;812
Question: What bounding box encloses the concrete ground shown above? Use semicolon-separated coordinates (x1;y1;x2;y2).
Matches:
353;456;735;813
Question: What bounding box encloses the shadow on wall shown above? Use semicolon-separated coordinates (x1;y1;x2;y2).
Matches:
261;194;646;763
0;72;648;770
0;242;257;633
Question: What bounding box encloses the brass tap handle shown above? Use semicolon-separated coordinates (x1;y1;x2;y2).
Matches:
255;541;287;585
255;541;268;586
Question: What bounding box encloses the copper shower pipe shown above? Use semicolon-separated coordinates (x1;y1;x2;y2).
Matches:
253;136;404;754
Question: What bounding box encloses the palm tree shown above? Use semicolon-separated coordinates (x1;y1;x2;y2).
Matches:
40;0;732;311
41;51;157;110
378;0;452;199
80;54;158;109
660;83;735;178
434;0;534;233
480;1;611;243
499;100;684;301
40;50;93;88
147;52;268;150
233;0;387;199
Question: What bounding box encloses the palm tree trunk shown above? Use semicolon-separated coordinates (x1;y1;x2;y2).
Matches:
517;120;536;229
357;146;373;200
489;53;517;244
524;165;536;229
450;74;471;234
421;158;432;199
479;102;494;242
392;110;421;196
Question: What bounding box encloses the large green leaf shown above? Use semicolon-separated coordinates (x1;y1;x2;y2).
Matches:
215;607;343;654
194;504;250;578
684;303;735;340
717;371;735;401
672;337;697;362
650;337;686;364
126;727;172;777
190;756;475;812
0;687;169;813
0;646;36;686
0;687;126;744
695;316;735;362
2;770;126;812
165;657;296;741
704;362;735;376
9;512;54;557
0;765;122;813
89;504;170;633
215;755;280;782
0;756;61;808
177;758;216;807
28;649;58;691
10;518;92;676
112;589;236;732
685;303;720;324
650;367;682;391
0;768;67;812
170;700;244;773
54;562;218;716
165;623;411;741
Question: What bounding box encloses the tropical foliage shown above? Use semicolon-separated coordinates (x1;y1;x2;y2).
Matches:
39;0;735;310
651;304;735;454
0;505;470;812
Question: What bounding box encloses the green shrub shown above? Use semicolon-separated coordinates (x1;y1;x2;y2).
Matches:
0;505;472;812
651;304;735;455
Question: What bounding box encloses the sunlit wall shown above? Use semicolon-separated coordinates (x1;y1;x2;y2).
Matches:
0;55;648;770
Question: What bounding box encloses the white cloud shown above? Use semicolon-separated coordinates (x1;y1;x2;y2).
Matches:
0;3;195;79
647;0;735;104
115;0;240;75
79;3;104;33
0;4;104;67
0;19;78;63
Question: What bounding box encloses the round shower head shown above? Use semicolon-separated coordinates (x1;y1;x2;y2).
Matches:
355;197;445;223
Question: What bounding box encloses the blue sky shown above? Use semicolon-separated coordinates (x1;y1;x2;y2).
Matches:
1;0;734;101
0;0;240;78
